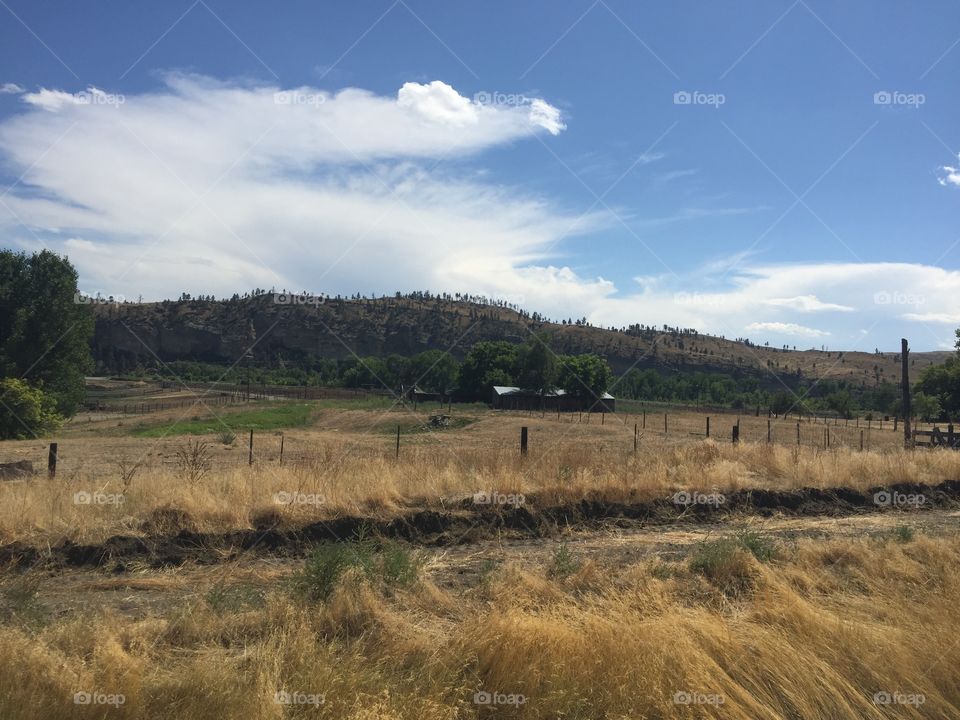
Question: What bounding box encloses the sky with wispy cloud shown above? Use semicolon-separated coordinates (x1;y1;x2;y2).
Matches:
1;1;959;350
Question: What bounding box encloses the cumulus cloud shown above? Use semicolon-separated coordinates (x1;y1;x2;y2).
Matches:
0;83;24;95
939;160;960;188
396;80;479;127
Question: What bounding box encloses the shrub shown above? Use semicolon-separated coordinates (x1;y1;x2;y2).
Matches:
0;378;62;440
890;525;915;543
175;440;211;483
292;530;422;602
548;543;582;580
216;430;236;445
689;531;778;593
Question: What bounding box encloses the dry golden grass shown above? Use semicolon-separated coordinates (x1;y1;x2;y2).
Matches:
0;530;958;718
2;411;960;545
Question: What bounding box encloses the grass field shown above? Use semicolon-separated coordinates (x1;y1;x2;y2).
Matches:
1;390;959;718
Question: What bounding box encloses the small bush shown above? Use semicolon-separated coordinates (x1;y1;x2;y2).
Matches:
216;430;236;446
293;530;422;602
890;525;915;543
380;540;423;587
548;543;582;580
689;539;754;592
690;531;777;593
175;439;212;483
736;530;779;562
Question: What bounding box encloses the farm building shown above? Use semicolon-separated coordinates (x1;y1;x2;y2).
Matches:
492;386;615;413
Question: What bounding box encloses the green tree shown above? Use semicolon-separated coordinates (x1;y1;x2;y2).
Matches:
409;350;458;394
0;250;94;415
457;341;520;400
912;391;943;422
556;354;612;404
517;332;556;395
0;378;62;439
916;356;960;418
826;390;853;419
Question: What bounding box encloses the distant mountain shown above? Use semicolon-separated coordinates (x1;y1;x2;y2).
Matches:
91;293;950;390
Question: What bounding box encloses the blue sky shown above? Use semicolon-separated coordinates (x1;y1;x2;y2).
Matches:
1;0;959;350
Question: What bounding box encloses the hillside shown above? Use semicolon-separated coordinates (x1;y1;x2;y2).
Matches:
91;293;950;391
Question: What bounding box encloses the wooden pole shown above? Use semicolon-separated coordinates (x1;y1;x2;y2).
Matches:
860;429;864;451
732;424;739;444
767;419;771;443
248;429;254;465
279;433;284;466
642;411;646;429
634;423;638;452
396;425;401;459
706;416;710;438
902;338;912;449
47;442;57;478
797;421;801;446
664;412;667;435
520;426;528;456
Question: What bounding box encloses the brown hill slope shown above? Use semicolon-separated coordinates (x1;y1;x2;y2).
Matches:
91;294;949;389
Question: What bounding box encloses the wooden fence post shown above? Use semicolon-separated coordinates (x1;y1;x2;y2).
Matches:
396;425;401;459
902;338;912;449
797;421;800;446
732;424;740;444
706;416;710;438
279;433;284;466
767;419;771;443
47;442;58;478
248;430;254;466
642;411;646;429
860;429;864;451
634;423;638;452
664;412;667;435
520;426;528;456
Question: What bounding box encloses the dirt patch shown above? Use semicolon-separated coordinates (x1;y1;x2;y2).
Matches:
2;480;958;570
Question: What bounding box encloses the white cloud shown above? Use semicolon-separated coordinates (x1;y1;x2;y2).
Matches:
396;80;478;127
764;295;854;312
1;75;959;349
745;322;829;338
940;164;960;187
0;83;24;95
528;98;565;135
